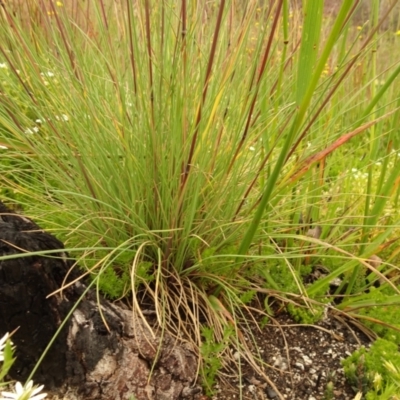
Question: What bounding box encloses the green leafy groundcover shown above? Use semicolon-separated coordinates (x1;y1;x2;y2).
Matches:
343;338;400;399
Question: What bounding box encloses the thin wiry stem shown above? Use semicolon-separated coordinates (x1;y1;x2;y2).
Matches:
181;0;226;189
126;0;138;94
227;0;283;175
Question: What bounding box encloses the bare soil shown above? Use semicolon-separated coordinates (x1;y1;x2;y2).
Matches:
45;307;370;400
211;310;370;400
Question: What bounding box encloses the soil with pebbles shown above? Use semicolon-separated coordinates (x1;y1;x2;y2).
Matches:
44;306;370;400
211;311;371;400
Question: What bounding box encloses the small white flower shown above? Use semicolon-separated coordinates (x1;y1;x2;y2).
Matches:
41;71;54;77
0;380;47;400
24;127;39;135
0;63;7;69
35;119;42;124
55;115;68;121
0;332;9;361
249;146;255;151
0;145;8;150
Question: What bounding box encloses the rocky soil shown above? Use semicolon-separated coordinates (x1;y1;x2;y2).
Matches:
211;310;371;400
45;308;370;400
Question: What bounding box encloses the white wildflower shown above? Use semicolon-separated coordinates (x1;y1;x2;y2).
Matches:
249;146;255;151
0;333;9;362
0;380;47;400
55;114;68;121
24;127;39;134
0;63;7;69
41;71;54;77
0;145;8;150
35;119;42;124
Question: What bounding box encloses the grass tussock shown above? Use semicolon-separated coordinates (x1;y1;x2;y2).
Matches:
1;0;400;396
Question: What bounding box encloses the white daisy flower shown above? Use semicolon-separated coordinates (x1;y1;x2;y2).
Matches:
0;380;47;400
0;333;9;362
